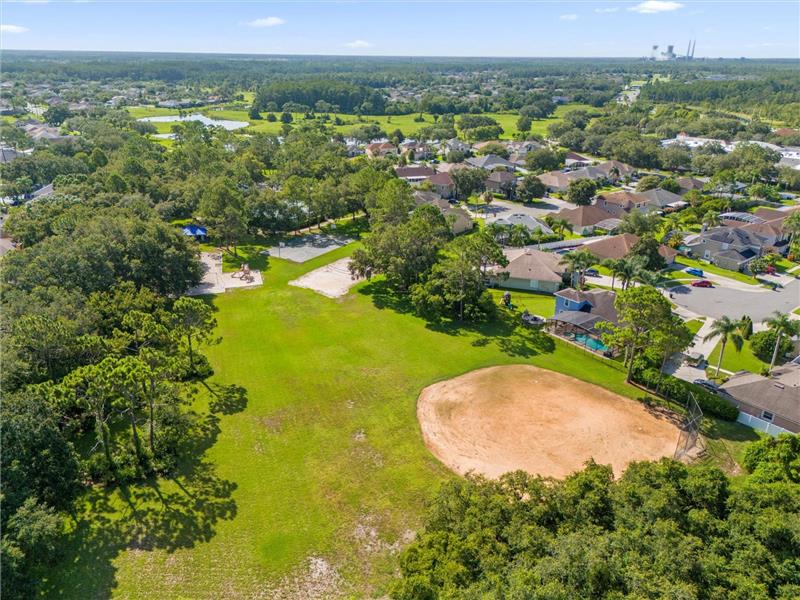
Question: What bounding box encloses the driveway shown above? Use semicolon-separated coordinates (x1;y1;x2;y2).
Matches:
669;278;800;321
468;197;571;222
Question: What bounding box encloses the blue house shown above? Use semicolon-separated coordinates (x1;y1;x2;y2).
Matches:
549;288;619;354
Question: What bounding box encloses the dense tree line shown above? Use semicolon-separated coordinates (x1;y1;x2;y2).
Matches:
392;436;800;599
253;79;386;114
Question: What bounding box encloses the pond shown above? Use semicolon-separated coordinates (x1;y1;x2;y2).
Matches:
138;113;249;131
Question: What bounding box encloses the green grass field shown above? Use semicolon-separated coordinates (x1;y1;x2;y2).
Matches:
44;242;756;598
707;338;769;375
129;103;594;141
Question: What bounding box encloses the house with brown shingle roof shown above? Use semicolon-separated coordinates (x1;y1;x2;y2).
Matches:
428;171;455;199
583;233;677;264
554;204;620;235
596;191;651;216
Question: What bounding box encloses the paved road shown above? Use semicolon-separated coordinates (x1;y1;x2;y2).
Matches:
669;278;800;321
467;197;571;222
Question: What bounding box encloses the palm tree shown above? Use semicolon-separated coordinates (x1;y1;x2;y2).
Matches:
560;249;596;289
784;211;800;246
704;316;744;377
545;217;573;239
601;258;625;290
701;210;721;232
508;223;530;247
617;255;647;290
762;312;799;372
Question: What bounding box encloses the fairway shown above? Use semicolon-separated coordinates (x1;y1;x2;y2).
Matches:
130;103;594;140
44;246;748;599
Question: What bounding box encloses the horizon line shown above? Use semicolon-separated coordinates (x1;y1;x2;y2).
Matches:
4;48;799;60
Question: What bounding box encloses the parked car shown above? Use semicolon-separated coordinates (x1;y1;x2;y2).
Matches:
691;280;713;288
686;267;704;277
585;268;600;277
693;379;720;392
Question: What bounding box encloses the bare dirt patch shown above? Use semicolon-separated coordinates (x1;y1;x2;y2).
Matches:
288;258;363;298
417;365;680;479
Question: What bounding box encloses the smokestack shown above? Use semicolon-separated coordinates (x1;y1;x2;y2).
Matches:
687;40;692;57
691;40;696;58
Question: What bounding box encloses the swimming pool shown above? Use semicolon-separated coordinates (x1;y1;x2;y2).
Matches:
574;333;608;352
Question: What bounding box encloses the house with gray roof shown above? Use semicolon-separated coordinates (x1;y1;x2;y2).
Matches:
493;213;553;236
465;154;516;171
721;360;800;434
683;227;769;272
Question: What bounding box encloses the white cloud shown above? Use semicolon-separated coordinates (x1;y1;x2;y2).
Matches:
1;24;30;34
246;17;286;28
344;40;373;49
594;7;619;13
629;1;684;14
560;14;578;21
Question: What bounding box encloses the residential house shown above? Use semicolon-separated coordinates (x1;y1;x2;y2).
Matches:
506;140;541;155
491;248;566;293
465;154;516;171
676;176;708;194
394;165;435;184
493;213;554;236
596;191;651;216
413;191;473;235
721;360;800;434
683;227;769;271
595;160;636;181
444;138;471;155
583;232;677;265
548;288;618;353
400;141;432;159
639;188;687;212
31;183;54;200
365;142;398;159
428;171;456;199
554;204;620;235
485;171;518;198
564;151;590;168
0;147;19;164
537;171;573;193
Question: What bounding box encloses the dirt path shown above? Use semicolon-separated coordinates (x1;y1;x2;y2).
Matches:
417;365;680;479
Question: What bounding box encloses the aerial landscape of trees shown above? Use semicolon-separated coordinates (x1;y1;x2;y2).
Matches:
1;49;800;599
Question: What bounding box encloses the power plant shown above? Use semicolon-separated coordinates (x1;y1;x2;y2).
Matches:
649;40;696;61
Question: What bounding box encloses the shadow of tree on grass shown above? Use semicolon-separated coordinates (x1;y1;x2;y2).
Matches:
42;399;240;598
358;279;555;359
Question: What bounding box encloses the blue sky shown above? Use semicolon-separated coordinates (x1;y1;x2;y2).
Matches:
2;1;798;58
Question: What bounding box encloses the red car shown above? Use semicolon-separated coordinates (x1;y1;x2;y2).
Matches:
691;279;713;288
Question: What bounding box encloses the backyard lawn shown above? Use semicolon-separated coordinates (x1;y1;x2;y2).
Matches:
488;288;556;317
43;244;756;599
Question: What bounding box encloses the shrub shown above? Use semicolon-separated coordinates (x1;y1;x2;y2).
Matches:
634;367;738;421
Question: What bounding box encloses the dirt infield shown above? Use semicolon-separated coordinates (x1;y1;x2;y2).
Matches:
417;365;680;479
